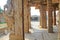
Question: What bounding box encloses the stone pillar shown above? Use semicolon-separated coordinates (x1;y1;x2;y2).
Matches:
24;0;29;33
47;0;53;33
58;0;60;40
8;0;24;40
4;4;15;33
40;2;47;28
53;7;56;26
27;2;31;29
28;6;31;29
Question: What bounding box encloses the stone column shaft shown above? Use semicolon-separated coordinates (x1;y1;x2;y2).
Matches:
28;6;31;29
53;7;56;25
24;0;30;33
40;4;47;28
47;0;53;33
9;0;24;40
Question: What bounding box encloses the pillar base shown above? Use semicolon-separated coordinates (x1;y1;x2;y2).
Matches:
40;26;47;29
48;27;53;33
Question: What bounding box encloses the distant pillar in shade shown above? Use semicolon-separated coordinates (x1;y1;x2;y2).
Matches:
53;7;56;26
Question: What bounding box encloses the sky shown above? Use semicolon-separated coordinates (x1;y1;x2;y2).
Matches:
31;7;40;16
0;0;7;9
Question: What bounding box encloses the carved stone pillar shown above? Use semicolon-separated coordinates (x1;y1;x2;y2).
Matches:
24;0;29;33
53;7;56;26
28;6;31;29
40;2;47;28
9;0;24;40
47;0;53;33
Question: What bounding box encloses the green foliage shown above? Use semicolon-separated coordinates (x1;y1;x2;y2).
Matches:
0;7;3;14
0;22;6;24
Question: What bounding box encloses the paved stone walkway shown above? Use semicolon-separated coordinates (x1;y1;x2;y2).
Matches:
25;21;58;40
0;21;58;40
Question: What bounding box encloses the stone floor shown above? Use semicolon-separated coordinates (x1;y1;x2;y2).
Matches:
0;33;9;40
0;21;58;40
0;23;9;40
25;21;58;40
25;28;58;40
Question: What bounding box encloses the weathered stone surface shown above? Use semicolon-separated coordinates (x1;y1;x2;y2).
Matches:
24;0;29;33
53;7;56;26
4;0;24;40
58;0;60;40
39;4;47;28
47;0;53;33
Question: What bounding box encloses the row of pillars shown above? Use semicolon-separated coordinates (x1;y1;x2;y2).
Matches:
4;0;57;40
39;0;56;33
24;0;57;33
